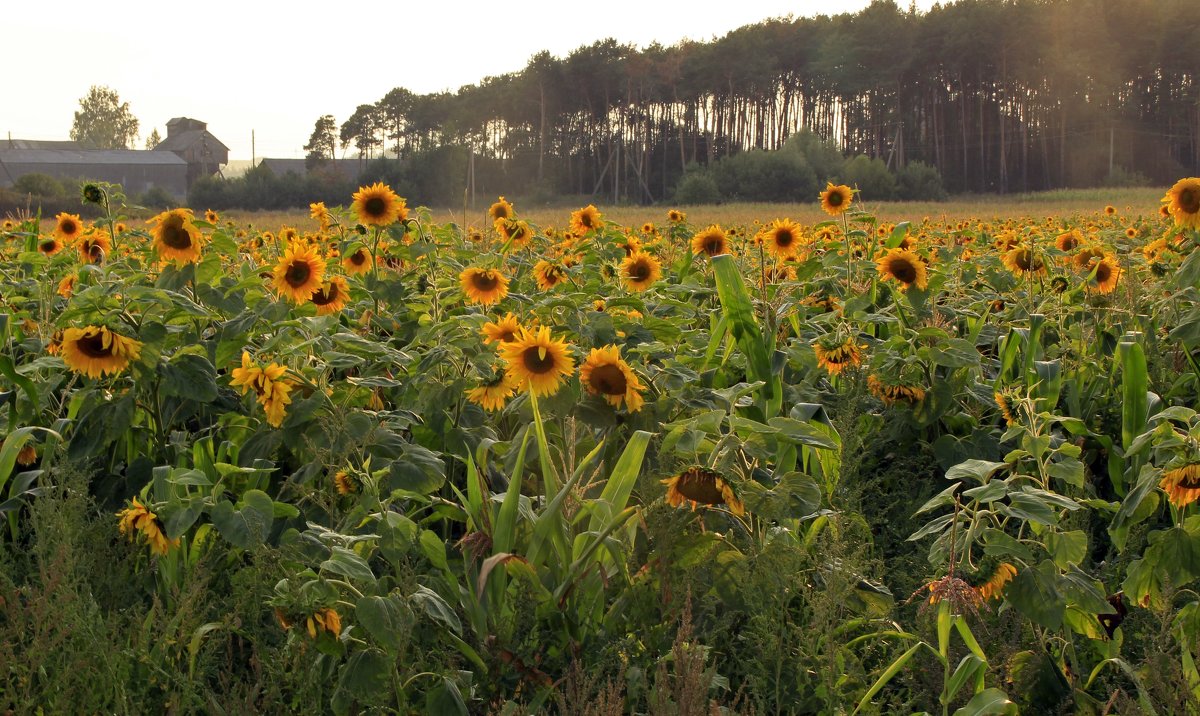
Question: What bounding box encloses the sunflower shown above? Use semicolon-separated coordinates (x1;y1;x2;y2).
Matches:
499;326;575;397
351;182;407;227
1055;229;1082;252
667;209;686;223
229;352;294;428
617;234;642;256
1087;256;1121;294
661;467;745;516
54;212;84;242
762;218;803;260
1104;205;1117;216
273;241;326;304
481;312;523;345
1160;462;1200;508
342;247;372;275
813;336;865;376
975;563;1017;601
819;183;854;216
310;276;351;315
533;260;567;290
867;374;926;406
75;230;110;264
497;218;534;250
460;267;509;306
333;470;358;495
57;273;76;299
875;248;928;291
309;202;332;231
1163;178;1200;230
691;225;729;258
640;222;656;235
621;251;661;292
580;345;645;412
15;443;37;466
569;204;603;235
149;208;204;265
465;371;519;411
302;608;342;639
1072;246;1107;273
60;325;142;378
117;497;178;556
488;196;514;223
1001;245;1046;277
995;390;1018;426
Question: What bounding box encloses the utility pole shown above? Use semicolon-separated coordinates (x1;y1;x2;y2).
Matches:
252;130;256;167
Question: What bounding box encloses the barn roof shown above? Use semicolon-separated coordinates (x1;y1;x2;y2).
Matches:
154;129;230;153
0;148;187;165
4;139;87;150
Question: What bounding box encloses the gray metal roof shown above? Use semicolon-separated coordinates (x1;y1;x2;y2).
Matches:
4;139;87;150
0;148;187;165
154;129;230;153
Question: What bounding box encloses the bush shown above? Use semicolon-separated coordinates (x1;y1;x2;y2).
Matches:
712;149;818;203
1103;165;1153;188
136;186;176;210
13;173;65;198
673;169;722;205
840;155;898;201
782;129;845;184
896;161;947;201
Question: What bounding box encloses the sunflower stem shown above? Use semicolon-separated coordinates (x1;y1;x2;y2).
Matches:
528;391;561;497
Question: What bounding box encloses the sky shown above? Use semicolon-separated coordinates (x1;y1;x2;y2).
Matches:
4;0;942;161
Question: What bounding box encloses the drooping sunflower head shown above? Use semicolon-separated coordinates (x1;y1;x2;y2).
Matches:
661;467;744;516
691;225;729;258
351;182;407;227
621;250;662;292
54;212;85;242
499;326;575;397
460;267;509;306
533;260;567;291
149;208;204;265
1164;178;1200;230
812;335;865;376
867;374;926;407
763;218;803;259
481;312;523;345
310;276;351;315
57;273;77;299
333;470;358;495
465;369;519;412
1001;245;1046;277
580;345;645;412
342;247;372;275
60;325;143;379
488;196;514;222
974;563;1018;601
309;202;332;230
570;204;603;234
1159;461;1200;508
819;183;853;216
875;248;928;291
272;241;327;304
497;218;534;249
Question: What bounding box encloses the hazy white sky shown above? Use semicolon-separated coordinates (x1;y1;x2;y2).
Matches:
5;0;941;160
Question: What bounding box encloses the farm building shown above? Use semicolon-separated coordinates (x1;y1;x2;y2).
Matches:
0;146;188;197
153;117;229;187
256;158;363;182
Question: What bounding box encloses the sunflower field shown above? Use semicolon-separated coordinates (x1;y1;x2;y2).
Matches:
3;178;1200;714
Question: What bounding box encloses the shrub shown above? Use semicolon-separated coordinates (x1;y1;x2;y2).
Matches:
13;173;65;198
712;149;818;202
673;169;722;205
896;161;947;201
782;129;845;184
840;155;898;200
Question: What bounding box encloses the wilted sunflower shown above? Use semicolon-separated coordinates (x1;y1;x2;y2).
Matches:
580;345;645;412
465;371;519;412
867;374;925;406
149;208;204;265
1086;256;1121;294
621;250;661;292
117;497;178;556
57;273;76;298
533;260;567;290
570;204;603;234
488;196;514;223
691;225;729;257
499;326;575;396
229;351;294;428
975;563;1017;601
309;202;332;231
273;241;327;304
54;212;85;242
995;390;1019;426
310;276;351;315
333;470;358;495
481;312;523;345
304;608;342;639
1163;177;1200;230
763;218;803;260
352;182;407;227
661;467;745;516
342;247;372;275
813;336;865;376
875;248;928;290
1001;245;1046;277
1160;462;1200;508
460;267;509;306
819;183;853;216
60;325;142;378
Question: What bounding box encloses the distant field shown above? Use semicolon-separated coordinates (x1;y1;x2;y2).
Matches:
216;187;1165;232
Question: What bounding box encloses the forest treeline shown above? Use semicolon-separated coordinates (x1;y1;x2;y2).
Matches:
289;0;1199;207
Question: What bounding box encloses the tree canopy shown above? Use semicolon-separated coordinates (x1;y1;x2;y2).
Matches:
70;86;140;150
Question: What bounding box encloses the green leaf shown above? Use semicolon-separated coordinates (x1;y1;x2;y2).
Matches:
916;482;962;515
1118;339;1149;456
1003;493;1058;527
944;654;986;703
1045;530;1087;569
420;530;450;572
1109;464;1163;552
741;472;822;521
160;352;218;402
1150;526;1200;585
767;417;839;449
712;254;781;418
952;688;1017;716
410;585;461;635
356;595;410;652
946;459;1007;484
322;546;376;583
209;489;274;548
385;443;446;495
333;649;391;707
1006;561;1064;629
928;338;981;369
426;677;469;716
590;429;652;532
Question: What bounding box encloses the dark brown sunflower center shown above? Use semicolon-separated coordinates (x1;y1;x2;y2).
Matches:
627;260;651;281
774;229;795;247
285;261;311;287
522;346;558;375
1060;236;1078;251
498;330;516;342
349;250;367;265
827;191;845;207
311;283;339;305
363;196;387;218
580;213;596;228
1179;188;1200;214
1094;262;1112;282
1014;249;1040;270
589;364;627;395
1178;467;1200;489
889;259;918;284
161;218;193;249
676;470;726;505
40;239;57;252
471;272;499;291
74;332;113;359
61;220;77;235
703;237;723;255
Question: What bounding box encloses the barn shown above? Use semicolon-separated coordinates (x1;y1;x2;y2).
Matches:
0;146;188;197
153;117;229;187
